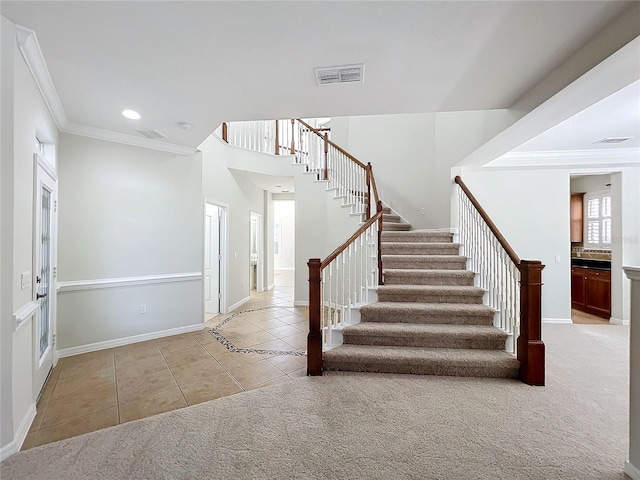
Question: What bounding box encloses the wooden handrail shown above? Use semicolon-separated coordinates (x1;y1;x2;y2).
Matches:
295;118;367;169
454;175;520;267
369;163;380;205
321;206;383;269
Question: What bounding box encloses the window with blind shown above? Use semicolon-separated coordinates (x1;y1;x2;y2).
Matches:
584;191;612;249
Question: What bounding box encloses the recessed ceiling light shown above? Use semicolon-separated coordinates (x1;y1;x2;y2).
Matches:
275;185;282;188
176;121;193;130
122;109;141;120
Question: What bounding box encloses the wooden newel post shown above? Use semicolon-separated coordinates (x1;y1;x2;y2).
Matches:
290;119;295;155
307;258;323;376
222;122;228;143
323;133;329;181
517;260;545;386
274;120;280;155
377;201;384;285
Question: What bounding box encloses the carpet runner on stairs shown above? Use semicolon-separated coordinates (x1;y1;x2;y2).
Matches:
323;207;519;379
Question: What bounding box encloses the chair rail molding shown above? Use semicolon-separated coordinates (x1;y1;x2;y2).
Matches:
57;272;202;293
13;301;39;331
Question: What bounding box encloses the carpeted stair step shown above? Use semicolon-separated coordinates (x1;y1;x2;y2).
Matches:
342;323;508;350
382;230;453;243
382;254;467;270
382;213;401;223
381;242;460;255
323;344;519;378
360;302;495;325
381;206;392;214
377;285;484;304
383;222;411;231
383;269;475;286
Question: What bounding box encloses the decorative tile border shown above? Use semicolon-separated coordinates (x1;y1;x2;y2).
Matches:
207;306;307;357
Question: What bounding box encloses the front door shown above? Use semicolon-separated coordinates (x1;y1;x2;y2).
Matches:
204;204;221;314
34;163;57;397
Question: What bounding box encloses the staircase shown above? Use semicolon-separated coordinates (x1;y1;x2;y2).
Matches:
323;207;520;378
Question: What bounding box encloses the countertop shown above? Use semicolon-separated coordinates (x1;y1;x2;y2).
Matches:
571;258;611;271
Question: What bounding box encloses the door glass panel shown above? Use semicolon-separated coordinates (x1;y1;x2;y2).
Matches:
39;187;51;359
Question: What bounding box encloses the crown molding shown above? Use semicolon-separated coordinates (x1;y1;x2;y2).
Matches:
15;25;67;130
62;123;196;156
14;24;196;156
489;147;640;168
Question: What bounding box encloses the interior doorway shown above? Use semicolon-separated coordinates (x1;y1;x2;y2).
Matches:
274;200;295;287
204;203;225;315
250;212;264;293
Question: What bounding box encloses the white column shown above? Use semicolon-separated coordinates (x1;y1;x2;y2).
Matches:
624;266;640;480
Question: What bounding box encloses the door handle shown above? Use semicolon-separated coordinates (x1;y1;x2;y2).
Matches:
36;293;47;300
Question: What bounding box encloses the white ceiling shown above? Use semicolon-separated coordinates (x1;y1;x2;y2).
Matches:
513;80;640;152
1;1;633;151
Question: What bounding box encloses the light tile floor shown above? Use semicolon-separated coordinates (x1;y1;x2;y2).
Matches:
22;287;307;451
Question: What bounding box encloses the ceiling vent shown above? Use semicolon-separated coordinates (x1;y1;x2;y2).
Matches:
594;137;632;144
137;129;166;139
315;64;365;86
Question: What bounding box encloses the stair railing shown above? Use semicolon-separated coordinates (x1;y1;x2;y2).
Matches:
308;201;384;376
455;176;545;386
215;119;377;220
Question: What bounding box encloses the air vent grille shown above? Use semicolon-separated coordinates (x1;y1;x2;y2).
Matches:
137;129;167;139
595;137;632;144
315;64;365;86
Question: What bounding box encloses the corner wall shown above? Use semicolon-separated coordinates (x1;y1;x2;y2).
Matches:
56;134;204;351
328;110;520;229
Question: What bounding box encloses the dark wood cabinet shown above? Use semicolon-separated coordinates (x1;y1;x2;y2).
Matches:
571;266;611;318
570;193;584;243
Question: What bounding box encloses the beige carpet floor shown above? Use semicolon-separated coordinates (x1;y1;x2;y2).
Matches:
1;323;629;480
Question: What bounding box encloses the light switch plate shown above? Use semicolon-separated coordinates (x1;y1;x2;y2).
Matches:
20;272;31;290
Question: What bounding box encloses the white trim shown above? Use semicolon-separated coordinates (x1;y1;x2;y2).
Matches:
267;284;275;291
15;26;67;130
227;296;251;313
34;153;57;181
15;25;196;157
13;301;38;332
57;272;202;293
497;147;639;163
610;317;629;326
56;323;203;358
624;266;640;281
275;267;295;271
625;461;640;480
543;317;573;324
294;300;310;307
0;403;36;461
63;123;196;156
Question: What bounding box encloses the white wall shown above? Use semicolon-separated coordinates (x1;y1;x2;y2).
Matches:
56;134;203;350
459;165;640;324
625;268;640;476
328;110;519;229
200;135;268;309
1;16;59;454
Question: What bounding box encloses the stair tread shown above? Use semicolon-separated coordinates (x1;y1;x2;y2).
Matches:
325;344;519;366
344;323;507;338
382;254;466;261
381;242;460;247
361;302;495;315
383;269;474;276
378;284;484;295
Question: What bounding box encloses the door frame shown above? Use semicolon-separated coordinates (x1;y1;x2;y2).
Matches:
33;153;58;397
250;212;264;293
204;199;228;314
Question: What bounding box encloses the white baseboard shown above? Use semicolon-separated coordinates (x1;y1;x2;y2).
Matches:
294;300;309;307
267;284;275;291
56;323;203;357
625;461;640;480
543;317;573;324
0;403;36;461
610;317;629;326
227;296;251;313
